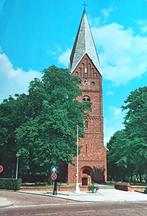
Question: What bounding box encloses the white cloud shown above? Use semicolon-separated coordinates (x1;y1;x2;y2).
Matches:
101;6;117;18
47;45;62;57
106;91;114;96
58;48;71;67
109;106;122;118
0;51;41;102
136;20;147;33
89;17;101;27
89;6;117;26
92;23;147;84
59;21;147;84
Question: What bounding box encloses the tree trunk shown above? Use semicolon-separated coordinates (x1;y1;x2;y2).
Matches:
139;173;142;183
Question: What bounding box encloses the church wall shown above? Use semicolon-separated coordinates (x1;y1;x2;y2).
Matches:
68;54;107;184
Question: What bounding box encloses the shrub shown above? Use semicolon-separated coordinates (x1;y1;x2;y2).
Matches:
144;186;147;194
22;182;49;186
88;183;99;193
35;182;47;186
0;178;22;190
22;182;36;186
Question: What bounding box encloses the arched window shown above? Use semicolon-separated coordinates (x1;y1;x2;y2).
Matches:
75;71;78;76
83;95;90;101
84;79;88;85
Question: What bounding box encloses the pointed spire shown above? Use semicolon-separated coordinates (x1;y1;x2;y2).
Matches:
70;10;101;73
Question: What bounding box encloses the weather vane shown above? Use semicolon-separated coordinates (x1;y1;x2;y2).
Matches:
82;1;87;10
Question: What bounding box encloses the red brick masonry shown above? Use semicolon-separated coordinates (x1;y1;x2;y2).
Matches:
20;185;89;192
68;54;107;184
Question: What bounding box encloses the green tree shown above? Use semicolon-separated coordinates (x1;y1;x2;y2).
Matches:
122;87;147;143
122;87;147;181
0;66;90;177
107;130;131;181
107;87;147;182
0;94;29;177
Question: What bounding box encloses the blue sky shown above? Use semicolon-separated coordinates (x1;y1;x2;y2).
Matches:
0;0;147;144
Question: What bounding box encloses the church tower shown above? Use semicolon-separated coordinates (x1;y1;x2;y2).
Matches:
68;10;107;184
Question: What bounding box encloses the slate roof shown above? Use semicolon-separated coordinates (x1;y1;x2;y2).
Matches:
70;10;101;73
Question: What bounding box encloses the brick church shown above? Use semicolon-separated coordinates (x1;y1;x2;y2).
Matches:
67;10;107;184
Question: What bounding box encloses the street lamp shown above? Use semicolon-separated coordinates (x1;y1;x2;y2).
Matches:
75;125;80;193
15;153;19;179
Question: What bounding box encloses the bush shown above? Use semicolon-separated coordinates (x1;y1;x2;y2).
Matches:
35;182;47;186
0;178;22;190
88;183;99;193
144;186;147;194
22;182;36;186
22;182;49;186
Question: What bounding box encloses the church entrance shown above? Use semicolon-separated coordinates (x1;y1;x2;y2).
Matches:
81;166;93;186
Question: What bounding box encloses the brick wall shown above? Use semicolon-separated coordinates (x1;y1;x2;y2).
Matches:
68;54;107;184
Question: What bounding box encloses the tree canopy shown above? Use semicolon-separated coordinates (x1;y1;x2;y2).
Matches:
107;87;147;182
0;66;90;178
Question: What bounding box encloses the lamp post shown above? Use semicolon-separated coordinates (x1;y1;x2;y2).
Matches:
15;154;19;179
75;125;80;193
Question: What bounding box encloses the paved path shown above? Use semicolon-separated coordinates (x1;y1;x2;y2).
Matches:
0;190;72;208
21;189;147;202
1;201;147;216
0;197;14;208
0;189;147;208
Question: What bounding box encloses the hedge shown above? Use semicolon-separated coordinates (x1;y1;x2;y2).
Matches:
0;178;22;190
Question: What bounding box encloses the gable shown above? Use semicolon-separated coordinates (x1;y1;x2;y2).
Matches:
72;53;102;79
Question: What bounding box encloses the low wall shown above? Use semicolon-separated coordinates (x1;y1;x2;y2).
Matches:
131;185;145;192
20;185;89;192
115;182;131;191
115;182;145;192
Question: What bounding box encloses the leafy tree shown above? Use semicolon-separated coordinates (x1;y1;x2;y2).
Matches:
122;87;147;181
107;87;147;182
0;94;29;177
107;130;131;181
0;66;90;178
122;87;147;143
